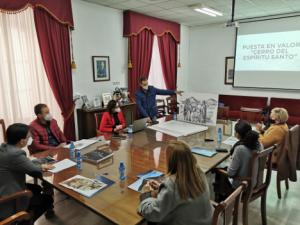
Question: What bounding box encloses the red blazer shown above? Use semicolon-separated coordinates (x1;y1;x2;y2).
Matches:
99;112;126;132
29;118;67;153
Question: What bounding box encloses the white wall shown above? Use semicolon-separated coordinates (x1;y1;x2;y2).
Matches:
71;0;127;102
188;23;300;100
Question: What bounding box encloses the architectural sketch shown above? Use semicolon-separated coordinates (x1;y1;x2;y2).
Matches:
178;93;218;126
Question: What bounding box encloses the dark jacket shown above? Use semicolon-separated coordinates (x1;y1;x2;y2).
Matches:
0;143;42;220
135;86;175;119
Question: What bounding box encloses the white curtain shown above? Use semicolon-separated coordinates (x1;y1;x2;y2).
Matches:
148;35;167;90
0;8;63;143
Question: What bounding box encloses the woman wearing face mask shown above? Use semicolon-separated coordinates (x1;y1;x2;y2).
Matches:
214;120;262;201
256;107;289;148
0;123;54;223
99;100;126;133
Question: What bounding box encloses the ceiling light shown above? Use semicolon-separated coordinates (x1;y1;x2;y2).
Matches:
202;7;223;16
191;4;223;17
194;8;217;17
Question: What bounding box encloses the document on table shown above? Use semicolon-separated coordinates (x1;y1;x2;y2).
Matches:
148;120;208;137
223;136;239;146
49;159;77;173
64;139;98;150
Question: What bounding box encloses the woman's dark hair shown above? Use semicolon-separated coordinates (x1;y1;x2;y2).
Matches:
6;123;29;145
231;120;259;154
106;100;117;114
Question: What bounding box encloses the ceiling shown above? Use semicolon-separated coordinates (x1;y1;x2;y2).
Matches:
81;0;300;26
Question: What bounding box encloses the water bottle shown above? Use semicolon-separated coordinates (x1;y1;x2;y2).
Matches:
128;124;133;134
119;161;126;181
217;127;223;147
76;149;82;170
173;112;177;120
69;142;75;161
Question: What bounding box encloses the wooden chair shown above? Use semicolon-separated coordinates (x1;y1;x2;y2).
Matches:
166;96;177;114
242;145;276;225
156;99;166;118
0;190;33;225
94;113;103;136
212;181;248;225
0;119;6;143
275;125;299;199
215;145;276;225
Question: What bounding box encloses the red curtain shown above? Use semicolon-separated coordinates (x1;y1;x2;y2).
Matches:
158;33;178;90
128;29;154;97
0;0;74;27
34;8;75;140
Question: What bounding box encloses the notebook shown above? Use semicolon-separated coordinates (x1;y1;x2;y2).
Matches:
82;149;114;164
191;147;217;157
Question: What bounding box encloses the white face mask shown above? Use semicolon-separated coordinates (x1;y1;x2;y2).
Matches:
44;113;53;121
142;85;149;91
115;107;121;113
27;137;33;146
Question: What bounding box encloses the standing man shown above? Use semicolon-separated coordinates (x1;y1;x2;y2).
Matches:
135;77;183;122
29;104;66;154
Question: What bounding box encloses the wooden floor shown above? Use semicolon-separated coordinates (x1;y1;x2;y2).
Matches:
36;171;300;225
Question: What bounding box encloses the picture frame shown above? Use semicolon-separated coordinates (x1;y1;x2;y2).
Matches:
102;93;112;107
92;56;110;82
225;56;234;85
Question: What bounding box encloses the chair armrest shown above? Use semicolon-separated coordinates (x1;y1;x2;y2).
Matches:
0;211;31;225
210;200;219;208
214;168;229;177
0;190;32;205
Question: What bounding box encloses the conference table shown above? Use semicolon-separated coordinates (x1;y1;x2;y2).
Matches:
32;117;231;225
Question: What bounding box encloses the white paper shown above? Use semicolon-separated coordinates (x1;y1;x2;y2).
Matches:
223;136;239;146
60;175;107;198
49;159;77;173
148;120;208;137
64;139;98;150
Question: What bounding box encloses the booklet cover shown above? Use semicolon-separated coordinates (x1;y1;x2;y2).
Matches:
59;175;107;198
128;170;164;192
82;149;114;164
191;147;217;157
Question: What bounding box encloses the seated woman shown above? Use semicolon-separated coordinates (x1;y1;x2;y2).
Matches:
256;107;289;148
138;140;212;225
214;120;262;201
99;100;126;133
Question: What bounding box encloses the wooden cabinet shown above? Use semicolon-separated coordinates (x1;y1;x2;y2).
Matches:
77;103;136;139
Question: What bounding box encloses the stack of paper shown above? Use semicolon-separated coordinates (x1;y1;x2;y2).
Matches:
64;139;98;150
48;159;77;173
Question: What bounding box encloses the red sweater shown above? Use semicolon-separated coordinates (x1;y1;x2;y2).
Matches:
29;118;67;153
99;112;126;132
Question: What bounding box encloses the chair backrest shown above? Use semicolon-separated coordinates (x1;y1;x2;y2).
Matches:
94;113;103;131
244;145;276;202
212;181;248;225
166;96;177;114
289;125;300;169
0;119;6;143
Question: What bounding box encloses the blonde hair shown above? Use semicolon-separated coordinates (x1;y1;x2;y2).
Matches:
166;140;206;200
271;107;289;124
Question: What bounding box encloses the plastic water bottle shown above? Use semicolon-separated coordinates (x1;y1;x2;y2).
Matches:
173;112;177;120
119;161;126;181
128;124;133;134
69;142;75;161
217;127;223;147
76;149;82;170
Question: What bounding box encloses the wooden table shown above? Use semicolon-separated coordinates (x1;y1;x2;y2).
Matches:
33;120;230;225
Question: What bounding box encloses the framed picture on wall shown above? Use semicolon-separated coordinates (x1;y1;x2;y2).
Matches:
225;56;234;85
92;56;110;82
102;93;112;107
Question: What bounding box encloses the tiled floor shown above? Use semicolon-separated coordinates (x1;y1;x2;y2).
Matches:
36;171;300;225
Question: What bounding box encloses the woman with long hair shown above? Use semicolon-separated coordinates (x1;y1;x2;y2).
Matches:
138;140;212;225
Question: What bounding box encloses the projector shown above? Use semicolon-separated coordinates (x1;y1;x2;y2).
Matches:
225;20;239;28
